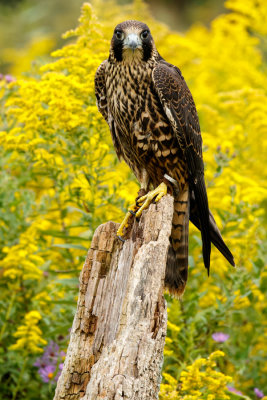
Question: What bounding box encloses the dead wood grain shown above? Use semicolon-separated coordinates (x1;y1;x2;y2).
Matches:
53;195;174;400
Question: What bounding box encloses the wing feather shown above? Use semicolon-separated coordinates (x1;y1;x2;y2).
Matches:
95;60;109;122
152;61;211;273
95;60;122;160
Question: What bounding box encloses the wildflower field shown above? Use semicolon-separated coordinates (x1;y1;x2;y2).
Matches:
0;0;266;399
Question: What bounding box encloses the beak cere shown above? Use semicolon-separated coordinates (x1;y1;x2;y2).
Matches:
124;33;141;50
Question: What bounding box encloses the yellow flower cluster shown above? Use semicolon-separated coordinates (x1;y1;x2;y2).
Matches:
180;351;232;399
0;222;45;281
160;351;232;400
9;311;47;354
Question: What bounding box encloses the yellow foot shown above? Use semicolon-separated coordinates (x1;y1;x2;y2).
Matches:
117;203;139;239
117;182;168;240
135;182;167;218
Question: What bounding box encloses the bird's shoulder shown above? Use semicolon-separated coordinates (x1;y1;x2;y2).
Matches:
152;58;190;104
155;57;183;74
95;59;108;76
95;60;108;122
152;57;203;170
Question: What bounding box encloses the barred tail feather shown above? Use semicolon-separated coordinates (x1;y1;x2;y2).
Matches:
165;185;189;296
193;175;211;274
190;197;235;267
208;212;235;266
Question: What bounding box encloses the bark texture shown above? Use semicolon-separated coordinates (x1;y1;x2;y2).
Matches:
53;195;174;400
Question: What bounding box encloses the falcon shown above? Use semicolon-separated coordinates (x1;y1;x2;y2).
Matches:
95;20;235;296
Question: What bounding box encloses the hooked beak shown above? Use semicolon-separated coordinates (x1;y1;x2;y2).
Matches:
124;33;142;50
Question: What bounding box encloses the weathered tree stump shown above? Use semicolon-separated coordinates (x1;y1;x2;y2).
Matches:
53;195;174;400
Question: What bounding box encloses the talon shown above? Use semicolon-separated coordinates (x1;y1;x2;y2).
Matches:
116;183;167;237
135;182;167;218
116;203;139;239
135;199;142;207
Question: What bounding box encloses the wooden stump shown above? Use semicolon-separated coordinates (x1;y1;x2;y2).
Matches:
53;195;174;400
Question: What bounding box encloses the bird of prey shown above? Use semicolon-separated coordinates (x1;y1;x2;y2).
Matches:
95;20;235;296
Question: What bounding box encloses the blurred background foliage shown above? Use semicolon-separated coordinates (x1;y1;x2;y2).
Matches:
0;0;225;74
0;0;266;399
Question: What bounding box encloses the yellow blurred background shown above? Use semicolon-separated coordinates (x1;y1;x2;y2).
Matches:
0;0;225;75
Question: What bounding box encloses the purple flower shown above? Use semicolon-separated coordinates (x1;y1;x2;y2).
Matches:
212;332;229;343
38;365;56;383
45;341;60;360
34;341;66;384
254;388;264;398
5;74;15;83
0;73;3;80
227;386;243;396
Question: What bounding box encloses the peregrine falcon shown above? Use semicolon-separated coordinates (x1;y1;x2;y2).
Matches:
95;20;235;296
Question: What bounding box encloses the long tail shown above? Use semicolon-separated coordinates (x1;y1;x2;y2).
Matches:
165;184;189;296
190;193;235;267
192;174;211;275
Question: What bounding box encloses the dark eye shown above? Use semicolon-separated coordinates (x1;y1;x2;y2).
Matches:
141;30;149;40
115;30;124;40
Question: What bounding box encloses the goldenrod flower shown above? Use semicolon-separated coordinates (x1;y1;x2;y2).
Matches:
9;311;47;354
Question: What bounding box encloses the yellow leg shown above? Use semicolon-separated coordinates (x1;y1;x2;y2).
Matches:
117;203;138;238
135;182;167;218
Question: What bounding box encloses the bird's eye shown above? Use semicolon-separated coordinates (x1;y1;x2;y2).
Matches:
141;30;149;39
115;30;124;40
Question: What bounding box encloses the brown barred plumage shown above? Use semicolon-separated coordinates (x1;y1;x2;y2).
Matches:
95;20;235;296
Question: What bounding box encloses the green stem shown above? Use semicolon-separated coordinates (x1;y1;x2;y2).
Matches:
12;356;28;400
0;288;16;343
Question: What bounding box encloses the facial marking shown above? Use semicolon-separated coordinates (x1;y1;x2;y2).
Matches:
111;20;154;63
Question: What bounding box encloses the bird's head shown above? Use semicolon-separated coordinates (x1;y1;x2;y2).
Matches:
110;20;156;63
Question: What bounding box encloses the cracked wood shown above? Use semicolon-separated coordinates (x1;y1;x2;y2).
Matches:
53;195;174;400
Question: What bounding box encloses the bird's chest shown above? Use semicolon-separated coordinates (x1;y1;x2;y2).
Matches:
106;63;169;156
107;64;152;127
